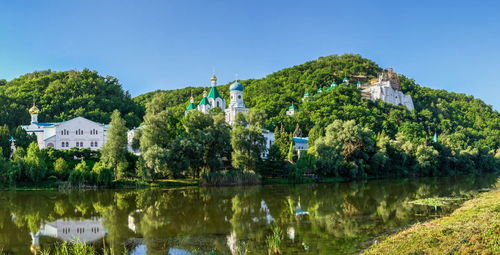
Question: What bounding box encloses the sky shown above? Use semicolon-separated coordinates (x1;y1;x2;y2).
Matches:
1;0;499;110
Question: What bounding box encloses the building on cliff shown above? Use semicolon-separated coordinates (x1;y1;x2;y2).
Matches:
361;68;414;110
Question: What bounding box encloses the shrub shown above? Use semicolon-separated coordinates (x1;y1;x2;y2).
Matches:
201;170;261;186
54;158;69;179
92;162;114;187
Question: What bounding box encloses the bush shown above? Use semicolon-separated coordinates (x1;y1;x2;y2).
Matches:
92;162;114;187
54;158;69;179
201;170;262;186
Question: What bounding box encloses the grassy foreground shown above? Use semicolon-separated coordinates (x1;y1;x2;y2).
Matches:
363;184;500;255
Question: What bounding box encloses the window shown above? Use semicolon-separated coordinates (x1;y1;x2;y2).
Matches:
61;142;65;147
76;129;84;135
95;141;98;147
216;101;220;107
90;129;98;135
61;129;69;135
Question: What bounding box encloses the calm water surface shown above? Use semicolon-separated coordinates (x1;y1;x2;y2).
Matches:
0;174;498;255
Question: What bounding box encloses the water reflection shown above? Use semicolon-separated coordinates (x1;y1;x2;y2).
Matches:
0;174;497;254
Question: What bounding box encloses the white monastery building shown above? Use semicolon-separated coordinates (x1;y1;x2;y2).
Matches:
361;68;414;110
21;104;108;150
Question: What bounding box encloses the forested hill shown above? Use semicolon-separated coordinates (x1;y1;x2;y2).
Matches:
0;54;498;152
0;69;143;128
134;54;499;151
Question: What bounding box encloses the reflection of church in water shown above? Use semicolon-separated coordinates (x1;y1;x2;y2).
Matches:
29;217;106;253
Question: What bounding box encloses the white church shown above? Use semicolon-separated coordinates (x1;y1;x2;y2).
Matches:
184;75;308;155
185;75;249;125
21;104;108;150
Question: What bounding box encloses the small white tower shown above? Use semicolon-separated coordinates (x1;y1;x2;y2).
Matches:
225;81;249;125
228;81;245;108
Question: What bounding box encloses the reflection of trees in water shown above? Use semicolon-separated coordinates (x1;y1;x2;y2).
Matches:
0;174;497;254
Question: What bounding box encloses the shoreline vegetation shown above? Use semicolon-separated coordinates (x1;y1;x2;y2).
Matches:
363;179;500;255
1;54;499;191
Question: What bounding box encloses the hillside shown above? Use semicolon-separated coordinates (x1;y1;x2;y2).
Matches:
0;54;498;154
133;54;500;151
0;69;143;128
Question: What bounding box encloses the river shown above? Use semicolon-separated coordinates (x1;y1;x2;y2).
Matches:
0;174;497;254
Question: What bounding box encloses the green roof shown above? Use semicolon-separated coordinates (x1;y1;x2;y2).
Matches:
288;105;299;110
186;102;197;110
199;97;210;105
207;86;222;99
304;92;310;97
317;87;323;93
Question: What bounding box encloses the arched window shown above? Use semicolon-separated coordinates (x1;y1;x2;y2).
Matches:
238;95;242;99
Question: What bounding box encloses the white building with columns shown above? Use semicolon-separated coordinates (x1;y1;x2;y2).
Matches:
21;104;108;150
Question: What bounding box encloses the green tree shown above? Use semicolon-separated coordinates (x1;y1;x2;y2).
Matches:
53;158;69;178
0;125;10;158
314;120;374;178
100;110;129;179
231;113;266;171
24;142;47;182
13;127;37;149
142;145;169;179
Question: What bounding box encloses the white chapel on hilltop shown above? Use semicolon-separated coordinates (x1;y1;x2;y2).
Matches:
21;104;108;150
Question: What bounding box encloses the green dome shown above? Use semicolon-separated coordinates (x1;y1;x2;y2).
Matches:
199;97;210;105
207;86;222;99
186;102;197;110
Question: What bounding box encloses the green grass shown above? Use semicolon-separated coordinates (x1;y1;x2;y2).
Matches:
363;182;500;255
266;225;284;254
409;197;466;207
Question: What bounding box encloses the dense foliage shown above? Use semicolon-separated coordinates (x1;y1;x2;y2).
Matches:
0;69;143;128
0;54;498;187
134;54;498;181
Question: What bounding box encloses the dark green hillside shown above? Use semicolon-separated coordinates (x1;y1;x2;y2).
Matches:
0;69;143;128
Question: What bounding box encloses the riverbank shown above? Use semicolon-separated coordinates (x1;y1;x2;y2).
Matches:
0;178;199;190
362;181;500;255
0;176;347;190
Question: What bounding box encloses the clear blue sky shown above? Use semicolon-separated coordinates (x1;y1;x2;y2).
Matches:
1;0;499;110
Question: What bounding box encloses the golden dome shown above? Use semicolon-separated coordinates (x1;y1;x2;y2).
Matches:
211;75;217;81
29;105;40;115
